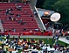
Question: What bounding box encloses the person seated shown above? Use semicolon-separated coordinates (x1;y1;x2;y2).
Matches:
34;10;37;15
23;0;27;5
29;14;33;17
17;20;21;24
9;15;12;20
0;36;2;41
1;20;4;24
18;5;22;8
11;17;14;21
24;11;28;14
35;28;39;31
15;6;22;11
21;21;26;25
23;39;28;43
6;34;10;39
14;38;18;43
5;9;9;15
9;7;13;11
23;0;27;2
12;36;15;40
0;51;6;53
15;18;18;21
37;40;44;44
18;39;23;45
17;19;23;24
9;13;14;15
24;43;28;47
12;28;16;32
23;28;26;31
18;19;23;24
16;14;21;17
23;43;28;50
30;39;36;43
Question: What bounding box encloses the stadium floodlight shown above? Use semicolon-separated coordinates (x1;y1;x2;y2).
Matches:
50;13;61;22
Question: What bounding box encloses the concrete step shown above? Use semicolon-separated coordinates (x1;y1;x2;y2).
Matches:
0;20;4;32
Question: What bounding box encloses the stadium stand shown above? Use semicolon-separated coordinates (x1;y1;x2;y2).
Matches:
0;1;52;36
0;1;69;53
0;3;40;35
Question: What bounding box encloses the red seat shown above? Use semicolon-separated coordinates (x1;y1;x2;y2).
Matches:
0;3;40;35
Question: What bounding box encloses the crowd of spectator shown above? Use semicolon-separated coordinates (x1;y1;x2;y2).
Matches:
0;34;69;53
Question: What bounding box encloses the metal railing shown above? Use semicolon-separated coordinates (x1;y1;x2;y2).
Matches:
34;6;46;32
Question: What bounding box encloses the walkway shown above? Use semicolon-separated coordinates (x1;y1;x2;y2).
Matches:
10;35;69;44
10;35;53;38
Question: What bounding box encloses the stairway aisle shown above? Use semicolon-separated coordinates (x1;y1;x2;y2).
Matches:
35;16;46;32
34;6;46;32
0;19;4;32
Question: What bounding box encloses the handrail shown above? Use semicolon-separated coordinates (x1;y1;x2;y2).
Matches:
34;6;46;31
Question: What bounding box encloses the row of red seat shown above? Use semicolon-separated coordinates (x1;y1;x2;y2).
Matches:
0;3;40;34
3;31;52;36
0;3;53;36
0;3;29;6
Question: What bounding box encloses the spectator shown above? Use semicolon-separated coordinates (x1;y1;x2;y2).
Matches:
21;21;26;25
15;3;18;6
11;17;14;21
16;18;18;21
5;9;9;15
17;19;23;24
34;10;37;15
20;19;23;22
1;20;4;24
23;28;26;31
12;28;16;32
35;28;39;31
24;11;28;14
6;34;10;39
16;14;21;17
9;13;14;15
18;5;22;8
9;15;12;20
23;0;27;5
15;6;22;11
9;7;13;11
29;14;33;17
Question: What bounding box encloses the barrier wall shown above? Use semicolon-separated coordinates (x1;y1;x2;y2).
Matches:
0;31;52;36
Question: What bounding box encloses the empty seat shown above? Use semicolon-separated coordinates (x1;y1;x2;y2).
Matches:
0;3;40;34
